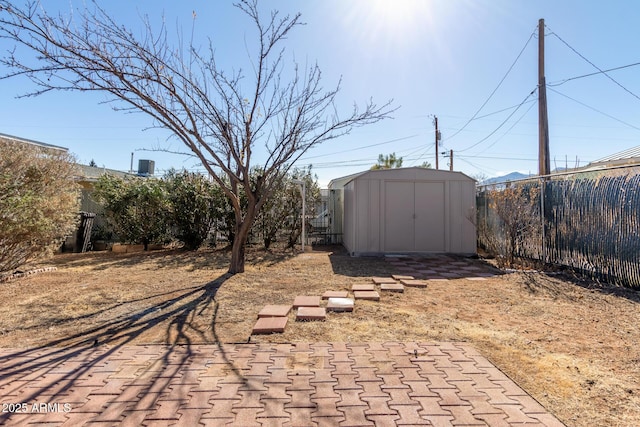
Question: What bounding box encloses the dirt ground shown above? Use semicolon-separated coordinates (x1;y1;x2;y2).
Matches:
1;246;639;426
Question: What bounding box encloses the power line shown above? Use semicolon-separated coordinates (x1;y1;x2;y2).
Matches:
548;27;640;102
473;99;537;120
445;27;537;142
408;144;435;166
548;61;640;87
298;134;419;161
548;87;640;132
457;154;537;161
475;97;537;155
457;88;538;153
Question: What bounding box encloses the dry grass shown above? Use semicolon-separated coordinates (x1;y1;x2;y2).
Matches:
2;246;640;426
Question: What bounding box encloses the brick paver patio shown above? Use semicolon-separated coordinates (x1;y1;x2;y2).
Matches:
0;342;565;426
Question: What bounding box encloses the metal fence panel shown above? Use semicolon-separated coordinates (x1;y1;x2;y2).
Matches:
478;172;640;288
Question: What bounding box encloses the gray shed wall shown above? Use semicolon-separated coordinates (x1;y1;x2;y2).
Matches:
342;168;476;256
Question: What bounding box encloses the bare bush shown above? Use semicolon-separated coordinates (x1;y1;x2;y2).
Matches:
479;184;541;268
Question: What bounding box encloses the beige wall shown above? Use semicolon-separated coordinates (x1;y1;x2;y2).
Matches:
342;168;476;256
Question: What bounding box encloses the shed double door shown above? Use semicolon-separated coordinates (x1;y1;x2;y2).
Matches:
384;181;445;252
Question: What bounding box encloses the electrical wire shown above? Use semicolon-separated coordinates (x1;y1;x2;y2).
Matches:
548;62;640;87
298;134;419;161
445;27;537;142
408;144;435;167
475;97;537;155
456;156;500;176
473;99;537;120
457;88;538;153
456;154;537;161
548;87;640;132
548;28;640;102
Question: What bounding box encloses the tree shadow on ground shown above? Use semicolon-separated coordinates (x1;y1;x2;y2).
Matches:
0;273;257;425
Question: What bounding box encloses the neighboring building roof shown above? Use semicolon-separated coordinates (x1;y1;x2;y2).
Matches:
0;132;68;153
76;164;133;182
588;145;640;167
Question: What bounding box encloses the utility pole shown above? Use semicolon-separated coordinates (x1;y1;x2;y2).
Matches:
441;149;454;171
538;18;550;176
434;116;440;170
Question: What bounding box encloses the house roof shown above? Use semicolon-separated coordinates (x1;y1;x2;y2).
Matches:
76;164;133;182
0;132;68;153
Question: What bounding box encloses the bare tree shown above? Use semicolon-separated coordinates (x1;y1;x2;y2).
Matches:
0;1;393;273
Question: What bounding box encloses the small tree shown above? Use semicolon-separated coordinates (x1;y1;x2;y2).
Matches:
93;175;169;250
371;153;403;170
255;167;320;249
164;170;219;250
0;1;394;273
0;140;79;274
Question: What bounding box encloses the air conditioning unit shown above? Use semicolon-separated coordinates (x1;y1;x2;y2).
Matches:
138;159;155;176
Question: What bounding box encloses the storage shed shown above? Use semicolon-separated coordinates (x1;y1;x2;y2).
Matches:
341;167;476;256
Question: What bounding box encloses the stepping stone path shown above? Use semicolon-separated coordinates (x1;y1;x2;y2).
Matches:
352;283;375;291
252;316;288;334
401;279;429;288
372;276;398;284
391;274;414;280
353;290;381;301
296;306;327;321
293;295;321;308
326;297;355;312
257;304;292;318
322;290;349;299
252;255;499;335
381;282;405;292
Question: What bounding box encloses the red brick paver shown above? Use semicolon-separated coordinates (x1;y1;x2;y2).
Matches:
322;291;350;299
352;284;376;292
293;296;322;308
251;316;288;334
296;307;327;321
385;254;502;281
0;342;565;426
353;291;381;301
400;279;429;288
380;283;405;293
258;305;293;318
372;277;398;285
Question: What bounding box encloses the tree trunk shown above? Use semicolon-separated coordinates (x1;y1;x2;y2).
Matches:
228;205;258;274
229;233;246;274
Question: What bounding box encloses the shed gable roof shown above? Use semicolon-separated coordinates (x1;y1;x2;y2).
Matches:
338;167;475;187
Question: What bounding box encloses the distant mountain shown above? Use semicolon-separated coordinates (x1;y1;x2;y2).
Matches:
480;172;532;185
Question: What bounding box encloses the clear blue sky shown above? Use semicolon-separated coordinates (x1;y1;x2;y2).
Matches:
1;0;639;186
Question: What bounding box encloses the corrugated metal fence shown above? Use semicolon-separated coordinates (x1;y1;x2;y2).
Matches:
477;170;640;288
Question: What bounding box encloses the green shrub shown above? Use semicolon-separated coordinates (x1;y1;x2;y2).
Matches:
0;140;80;273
